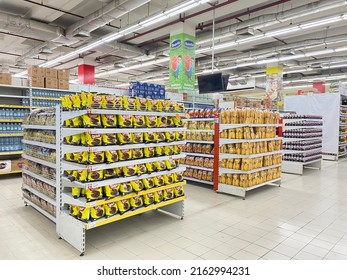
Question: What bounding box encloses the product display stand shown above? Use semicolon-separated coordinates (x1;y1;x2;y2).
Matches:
282;115;323;175
339;97;347;158
217;109;282;199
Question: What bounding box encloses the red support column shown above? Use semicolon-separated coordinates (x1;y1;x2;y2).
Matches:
78;64;95;85
213;112;220;191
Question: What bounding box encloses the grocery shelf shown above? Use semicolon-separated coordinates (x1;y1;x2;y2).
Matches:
62;140;187;154
62;127;185;138
339;142;347;146
22;168;56;187
0;119;23;123
220;137;282;144
23;184;56;205
282;147;322;154
219;164;282;175
341;105;347;108
340;113;347;116
0;94;30;99
22;124;56;130
281;118;322;121
183;177;214;185
184;152;214;158
0;170;22;175
186;140;214;144
339;133;347;136
22;139;56;150
61;109;186;121
217;178;281;199
282;158;321;175
220;123;281;130
62;181;186;208
180;164;213;172
0;133;23;137
0;83;72;93
339;123;347;127
282;137;322;142
62;165;186;189
61;196;185;230
62;153;185;172
184;118;215;121
0;104;31;109
186;129;214;133
338;152;347;157
219;150;282;159
0;150;23;156
284;125;323;129
23;198;56;223
22;154;56;169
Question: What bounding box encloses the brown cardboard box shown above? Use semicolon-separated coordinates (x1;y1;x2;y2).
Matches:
28;77;44;88
0;73;11;85
58;69;70;80
28;65;45;77
58;79;69;90
45;68;58;79
11;158;24;171
45;77;58;89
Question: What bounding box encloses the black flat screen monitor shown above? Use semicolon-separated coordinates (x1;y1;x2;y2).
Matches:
198;72;224;93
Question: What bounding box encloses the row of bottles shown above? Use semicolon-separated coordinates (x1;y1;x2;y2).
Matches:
0;108;29;120
22;99;60;107
0;123;23;133
25;89;72;98
0;137;23;152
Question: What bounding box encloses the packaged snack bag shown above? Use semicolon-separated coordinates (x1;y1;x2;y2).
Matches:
117;114;133;128
90;205;105;220
101;114;118;127
85;187;103;201
143;193;154;206
130;195;143;209
104;202;118;217
105;150;119;163
117;199;130;214
82;114;102;128
104;184;120;198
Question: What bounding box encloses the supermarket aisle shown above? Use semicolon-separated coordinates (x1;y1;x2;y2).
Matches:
1;160;347;260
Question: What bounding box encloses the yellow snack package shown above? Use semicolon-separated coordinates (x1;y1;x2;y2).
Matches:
77;207;89;221
82;114;102;128
155;146;164;156
101;114;117;127
130;195;143;209
154;190;164;203
135;97;147;111
145;116;157;128
154;175;165;187
63;119;71;128
104;202;118;217
133;115;146;127
164;146;174;156
88;151;105;164
174;186;185;197
167;116;175;127
137;164;147;175
104;184;120;198
143;193;154;206
62;95;73;110
144;132;156;143
102;133;117;145
117;114;133;128
163;173;175;185
87;170;103;181
130;179;144;192
117;199;130;214
85;187;103;201
105;150;119;163
103;168;118;179
76;170;87;182
78;151;89;164
119;182;133;194
174;102;185;112
72;94;82;109
154;161;166;171
102;95;122;109
157;132;166;142
164;159;177;170
71;188;81;199
163;187;174;200
173;116;183;127
175;131;186;141
165;131;176;142
175;172;184;182
87;93;103;109
71;134;81;145
64;152;75;162
144;147;155;158
133;132;144;144
71;116;83;128
90;205;105;220
172;145;182;154
117;149;132;161
81;188;86;197
123;164;138;177
145;162;155;173
142;178;154;189
132;148;143;159
69;205;79;217
117;132;133;144
123;96;136;110
157;116;168;128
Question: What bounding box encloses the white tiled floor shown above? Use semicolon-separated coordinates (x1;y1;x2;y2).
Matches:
1;159;347;260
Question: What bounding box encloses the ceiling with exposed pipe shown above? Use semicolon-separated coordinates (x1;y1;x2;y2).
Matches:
0;0;347;92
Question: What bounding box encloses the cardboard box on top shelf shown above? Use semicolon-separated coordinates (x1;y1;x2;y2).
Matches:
27;65;45;77
58;69;70;80
28;77;44;88
45;77;58;89
45;68;58;79
11;158;24;171
58;79;69;90
0;73;12;85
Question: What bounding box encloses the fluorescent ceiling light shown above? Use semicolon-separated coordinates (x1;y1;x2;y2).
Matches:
300;15;343;29
322;63;347;69
265;26;300;37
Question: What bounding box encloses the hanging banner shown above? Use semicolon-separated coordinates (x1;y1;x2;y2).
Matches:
169;33;195;90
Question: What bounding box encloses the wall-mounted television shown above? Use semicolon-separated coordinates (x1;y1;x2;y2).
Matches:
197;72;224;94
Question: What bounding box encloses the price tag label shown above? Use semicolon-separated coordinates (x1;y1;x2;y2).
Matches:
87;109;92;114
169;156;173;161
87;166;93;172
89;201;97;207
87;129;92;135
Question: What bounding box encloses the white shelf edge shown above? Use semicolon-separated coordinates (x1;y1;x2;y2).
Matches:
183;177;214;185
339;143;347;146
184;118;216;121
283;137;322;142
282;147;322;154
281;118;322;121
22;184;56;205
181;164;213;172
219;150;282;159
22;154;56;169
186;129;214;133
282;158;322;165
186;140;214;144
284;125;323;129
62;140;187;153
184;152;214;158
22;124;56;130
0;83;73;93
220;123;281;130
220;137;282;144
23;198;56;223
338;152;347;157
219;164;282;174
22;168;56;187
22;139;56;150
